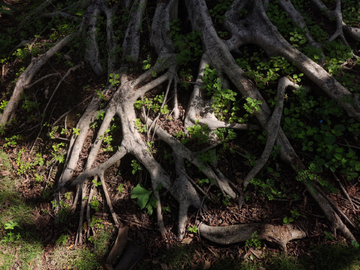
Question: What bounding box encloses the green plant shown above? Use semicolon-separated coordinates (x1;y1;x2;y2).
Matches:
351;241;360;248
99;129;114;152
131;184;157;215
15;150;44;175
284;208;305;224
135;118;147;133
52;142;66;163
4;220;19;230
197;149;216;170
56;234;68;246
142;55;152;70
92;179;102;187
90;196;100;212
131;160;142;174
222;195;231;206
188;225;198;233
163;150;174;164
169;19;202;65
64;192;71;200
324;231;335;240
250;178;285;201
3;135;22;147
202;65;242;123
187;121;210;144
109;73;120;86
163;206;171;212
20;92;39;113
0;100;8;113
209;0;233;24
244;97;262;114
34;174;44;182
197;178;209;186
245;231;262;250
72;127;80;135
117;184;124;193
146;141;157;154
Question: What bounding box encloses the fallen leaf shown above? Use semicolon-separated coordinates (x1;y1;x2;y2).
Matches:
203;260;211;270
0;170;11;176
160;263;168;270
181;237;193;245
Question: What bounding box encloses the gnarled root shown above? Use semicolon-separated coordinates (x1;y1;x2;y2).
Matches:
199;223;306;253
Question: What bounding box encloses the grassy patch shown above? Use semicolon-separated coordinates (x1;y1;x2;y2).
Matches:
0;149;114;269
0;149;43;269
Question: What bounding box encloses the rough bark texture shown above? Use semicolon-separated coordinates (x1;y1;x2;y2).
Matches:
2;0;359;249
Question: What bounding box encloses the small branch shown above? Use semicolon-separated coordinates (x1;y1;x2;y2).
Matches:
51;95;92;127
30;63;83;153
87;183;96;238
100;173;119;226
333;172;356;213
41;11;78;20
154;191;166;237
75;181;88;246
315;184;358;230
24;73;59;89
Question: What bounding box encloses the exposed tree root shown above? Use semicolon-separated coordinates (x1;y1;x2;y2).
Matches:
199;223;306;253
2;0;359;250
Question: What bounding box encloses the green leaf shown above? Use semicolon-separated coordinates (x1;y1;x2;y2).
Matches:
149;194;158;208
324;134;336;145
131;184;152;209
355;163;360;171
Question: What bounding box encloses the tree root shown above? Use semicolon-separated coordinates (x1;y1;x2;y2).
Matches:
278;0;326;64
2;0;359;249
199;223;306;253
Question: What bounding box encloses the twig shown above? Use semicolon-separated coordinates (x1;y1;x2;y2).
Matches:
87;183;96;238
24;73;59;89
52;95;92;127
30;63;83;152
100;173;119;226
315;184;358;231
75;182;88;246
333;172;356;213
178;167;217;204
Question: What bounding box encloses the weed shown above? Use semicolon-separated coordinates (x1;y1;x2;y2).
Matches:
131;184;157;215
0;100;8;113
187;120;210;144
250;178;285;201
4;220;19;230
72;127;80;136
92;179;102;187
222;195;231;206
169;19;202;65
117;184;124;193
90;196;100;212
135;118;147;133
209;0;233;24
245;231;262;250
109;73;120;86
56;234;68;246
131;160;142;174
188;225;198;233
3;135;22;147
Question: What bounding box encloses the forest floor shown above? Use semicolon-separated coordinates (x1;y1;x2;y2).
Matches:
1;0;360;269
1;59;359;269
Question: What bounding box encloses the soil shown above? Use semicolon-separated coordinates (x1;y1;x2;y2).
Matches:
1;0;360;269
